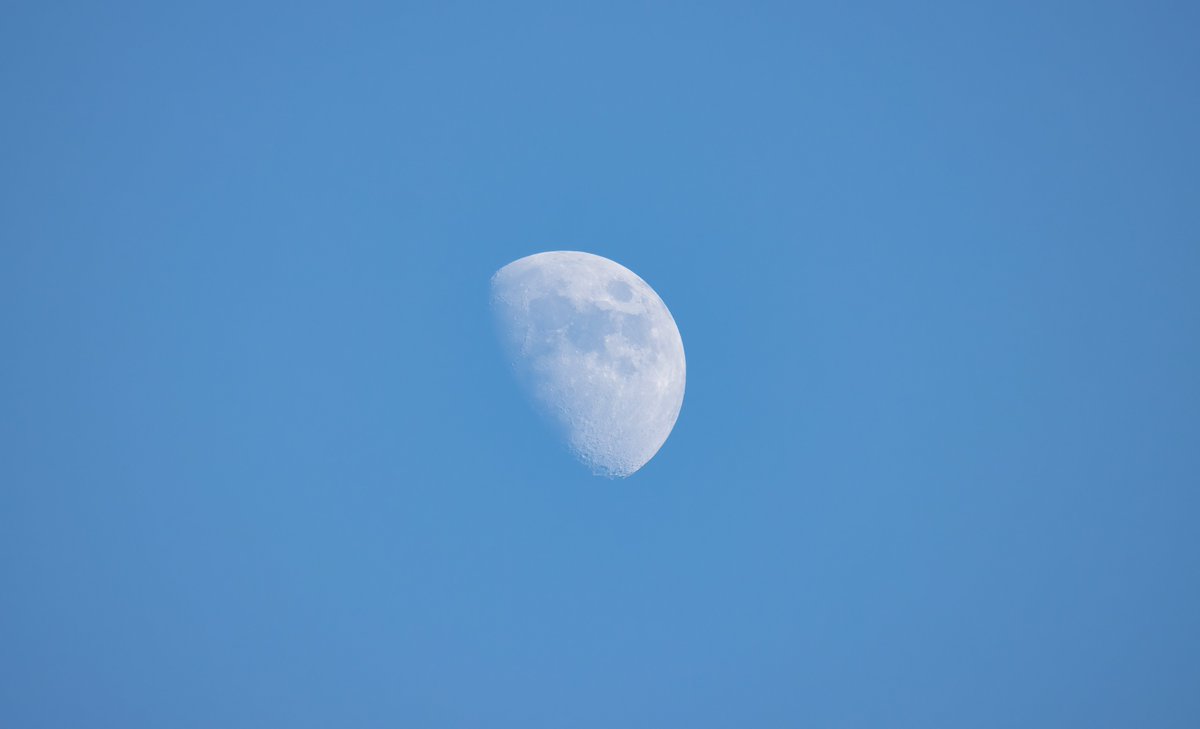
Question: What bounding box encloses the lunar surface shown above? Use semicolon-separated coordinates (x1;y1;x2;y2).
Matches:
490;251;686;477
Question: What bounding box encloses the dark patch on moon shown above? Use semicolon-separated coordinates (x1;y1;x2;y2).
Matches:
607;279;634;302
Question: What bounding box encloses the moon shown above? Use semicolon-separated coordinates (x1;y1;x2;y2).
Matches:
490;251;686;477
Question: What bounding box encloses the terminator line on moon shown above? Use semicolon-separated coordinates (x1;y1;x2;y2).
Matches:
490;251;686;477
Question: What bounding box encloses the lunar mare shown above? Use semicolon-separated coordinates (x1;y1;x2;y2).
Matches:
490;251;686;477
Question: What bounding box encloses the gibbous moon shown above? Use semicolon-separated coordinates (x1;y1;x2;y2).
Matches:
490;251;686;477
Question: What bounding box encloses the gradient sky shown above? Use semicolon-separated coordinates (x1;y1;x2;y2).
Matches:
3;2;1199;727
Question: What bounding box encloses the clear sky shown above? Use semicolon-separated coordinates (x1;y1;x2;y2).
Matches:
2;2;1198;727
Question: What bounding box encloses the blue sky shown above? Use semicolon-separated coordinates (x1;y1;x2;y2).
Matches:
2;2;1199;727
